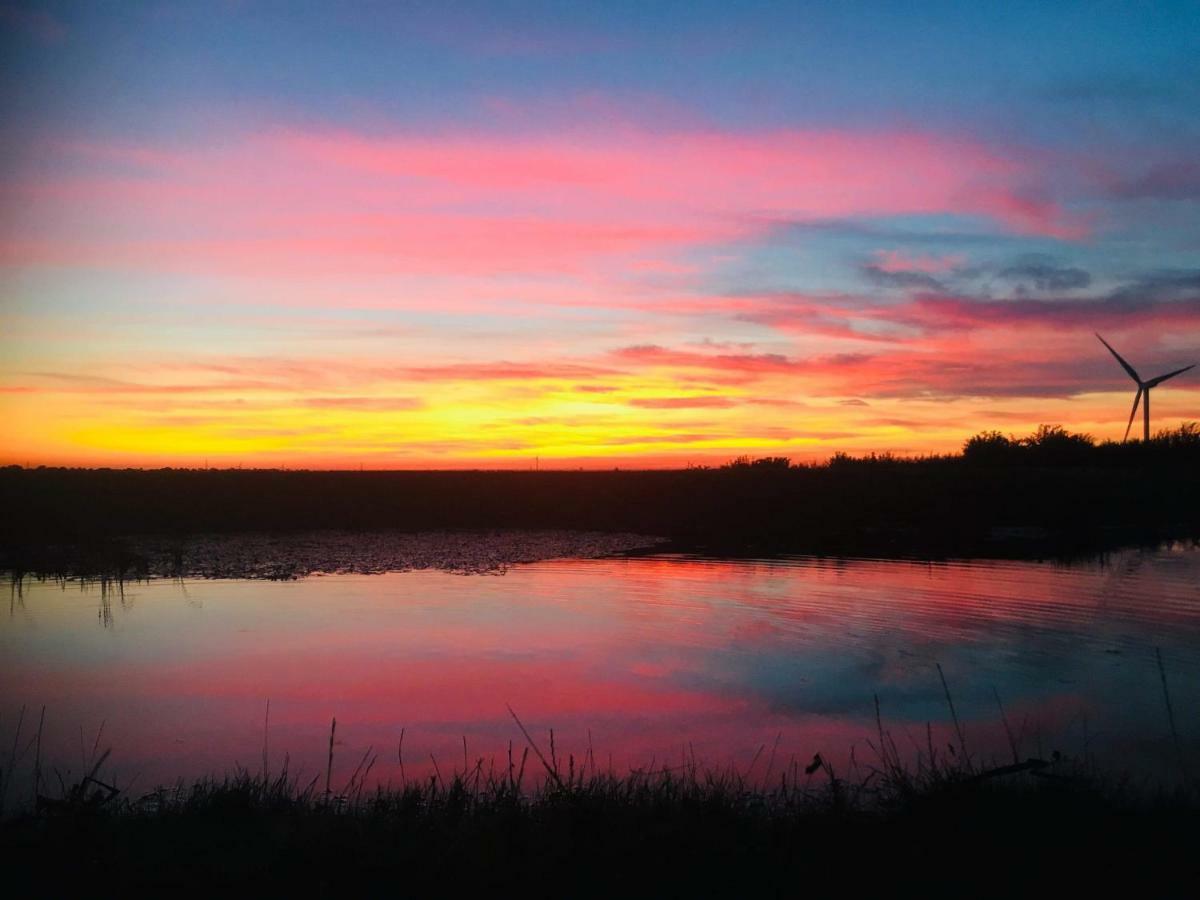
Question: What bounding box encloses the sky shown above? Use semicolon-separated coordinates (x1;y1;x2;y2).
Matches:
1;1;1198;468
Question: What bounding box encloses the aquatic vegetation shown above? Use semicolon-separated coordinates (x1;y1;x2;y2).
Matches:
4;530;665;583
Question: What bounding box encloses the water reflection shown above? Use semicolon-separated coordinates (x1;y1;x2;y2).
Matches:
2;548;1198;795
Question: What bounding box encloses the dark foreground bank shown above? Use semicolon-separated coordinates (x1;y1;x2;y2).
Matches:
3;749;1197;897
4;427;1200;571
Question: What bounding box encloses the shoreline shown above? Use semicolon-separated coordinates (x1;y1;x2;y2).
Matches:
4;529;667;582
4;526;1196;584
5;454;1200;574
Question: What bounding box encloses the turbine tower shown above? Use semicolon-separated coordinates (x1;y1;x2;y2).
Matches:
1096;334;1195;442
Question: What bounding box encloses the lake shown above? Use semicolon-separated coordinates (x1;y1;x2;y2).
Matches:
3;545;1198;800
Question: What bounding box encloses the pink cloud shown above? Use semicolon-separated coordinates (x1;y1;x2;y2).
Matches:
613;344;811;375
398;360;618;381
604;310;1200;401
627;396;737;409
608;342;1102;400
726;286;1200;347
1;125;1082;281
879;293;1200;334
613;287;1199;399
13;357;619;407
272;127;1077;235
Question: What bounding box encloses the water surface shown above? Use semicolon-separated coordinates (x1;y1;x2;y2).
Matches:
4;547;1198;796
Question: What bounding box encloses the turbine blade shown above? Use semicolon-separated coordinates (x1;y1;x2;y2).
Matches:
1143;364;1195;389
1096;333;1142;383
1123;387;1142;442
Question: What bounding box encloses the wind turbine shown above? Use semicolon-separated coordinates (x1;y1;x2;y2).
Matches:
1096;334;1195;442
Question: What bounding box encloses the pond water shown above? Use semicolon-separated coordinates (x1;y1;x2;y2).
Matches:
3;546;1199;799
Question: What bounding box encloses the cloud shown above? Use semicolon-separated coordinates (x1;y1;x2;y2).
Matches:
1;124;1084;284
796;352;1141;400
873;251;966;274
730;294;901;343
607;269;1200;401
398;361;618;381
301;397;425;411
604;433;723;445
612;344;822;376
628;396;736;409
861;264;946;292
1107;270;1200;304
23;372;279;394
998;255;1091;292
19;357;619;401
887;290;1200;334
726;268;1200;343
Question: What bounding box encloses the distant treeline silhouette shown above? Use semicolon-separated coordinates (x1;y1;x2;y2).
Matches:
2;424;1199;566
711;422;1200;470
961;422;1200;466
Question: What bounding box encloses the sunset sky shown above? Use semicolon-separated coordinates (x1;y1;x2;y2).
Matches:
2;1;1198;468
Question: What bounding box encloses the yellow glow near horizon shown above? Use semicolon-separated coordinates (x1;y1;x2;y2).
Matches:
4;372;1193;469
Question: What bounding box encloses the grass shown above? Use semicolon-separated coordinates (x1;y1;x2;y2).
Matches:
2;697;1197;896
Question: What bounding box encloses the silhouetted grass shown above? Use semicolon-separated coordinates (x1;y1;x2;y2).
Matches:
3;698;1198;896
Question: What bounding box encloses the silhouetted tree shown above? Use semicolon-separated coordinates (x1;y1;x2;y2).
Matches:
962;430;1014;464
1019;425;1095;466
